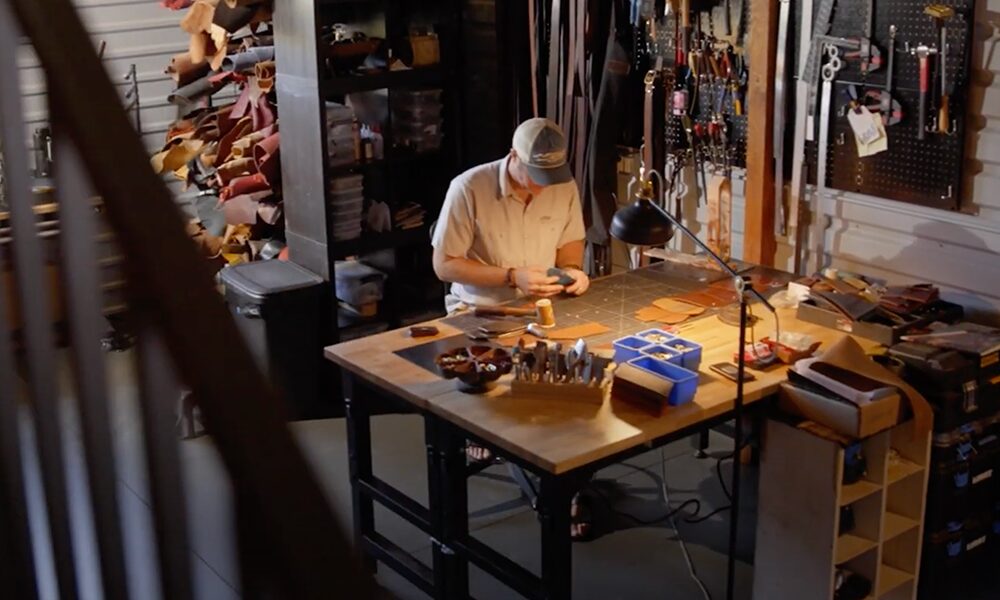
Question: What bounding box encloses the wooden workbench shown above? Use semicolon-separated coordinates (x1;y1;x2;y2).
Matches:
324;263;868;599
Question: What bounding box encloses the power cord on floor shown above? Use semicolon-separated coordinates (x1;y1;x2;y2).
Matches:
661;448;714;600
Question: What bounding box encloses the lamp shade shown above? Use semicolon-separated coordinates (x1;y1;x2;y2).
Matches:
609;198;675;246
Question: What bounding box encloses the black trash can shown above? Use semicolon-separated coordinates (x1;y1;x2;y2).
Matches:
220;260;327;420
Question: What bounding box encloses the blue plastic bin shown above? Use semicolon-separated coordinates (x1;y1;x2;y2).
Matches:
661;337;703;371
613;336;652;364
636;328;677;346
626;356;700;406
639;345;684;366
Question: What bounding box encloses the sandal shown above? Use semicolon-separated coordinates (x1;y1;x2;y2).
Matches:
466;442;493;463
571;492;594;541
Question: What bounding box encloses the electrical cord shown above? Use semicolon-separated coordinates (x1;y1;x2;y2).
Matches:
661;448;714;600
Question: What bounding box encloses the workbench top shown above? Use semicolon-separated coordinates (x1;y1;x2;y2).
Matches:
325;263;872;474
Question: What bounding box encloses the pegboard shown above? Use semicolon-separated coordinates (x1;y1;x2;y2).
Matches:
658;0;752;170
798;0;975;209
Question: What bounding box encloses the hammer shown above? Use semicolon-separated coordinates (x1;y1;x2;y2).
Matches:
910;44;938;140
924;4;955;134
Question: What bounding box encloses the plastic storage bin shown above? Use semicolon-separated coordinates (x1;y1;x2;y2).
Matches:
659;337;703;371
334;260;386;305
636;328;676;345
639;345;684;366
625;355;699;406
613;336;652;364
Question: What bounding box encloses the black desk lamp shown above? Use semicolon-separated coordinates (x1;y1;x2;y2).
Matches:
610;178;777;600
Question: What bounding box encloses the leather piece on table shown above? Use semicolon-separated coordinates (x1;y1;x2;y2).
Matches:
546;322;611;340
221;46;274;72
215;157;256;186
166;53;211;87
252;131;280;185
819;335;931;437
220;173;269;200
635;306;690;325
811;290;878;322
651;297;705;316
151;139;204;174
676;286;738;308
880;284;939;316
223;0;265;8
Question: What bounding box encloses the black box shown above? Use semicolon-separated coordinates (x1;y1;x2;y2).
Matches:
221;260;328;420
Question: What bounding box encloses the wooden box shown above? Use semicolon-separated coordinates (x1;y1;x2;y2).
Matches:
779;382;901;439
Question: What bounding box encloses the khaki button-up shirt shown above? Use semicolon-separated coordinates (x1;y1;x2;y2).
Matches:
431;156;586;311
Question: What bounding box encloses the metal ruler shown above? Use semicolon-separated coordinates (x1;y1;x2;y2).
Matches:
801;0;838;140
773;0;791;235
813;46;842;274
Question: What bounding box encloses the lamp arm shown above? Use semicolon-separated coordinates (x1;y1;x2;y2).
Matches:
644;199;777;314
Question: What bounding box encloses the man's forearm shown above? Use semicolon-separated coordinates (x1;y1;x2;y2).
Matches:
556;240;585;270
436;256;510;288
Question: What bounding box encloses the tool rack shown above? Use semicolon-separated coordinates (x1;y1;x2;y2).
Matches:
793;0;976;209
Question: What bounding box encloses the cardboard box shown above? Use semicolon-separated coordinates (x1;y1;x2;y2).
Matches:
779;382;901;439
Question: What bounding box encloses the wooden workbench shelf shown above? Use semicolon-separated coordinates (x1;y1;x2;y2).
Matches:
753;419;931;600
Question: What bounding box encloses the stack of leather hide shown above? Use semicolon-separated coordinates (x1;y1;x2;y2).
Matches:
156;0;283;266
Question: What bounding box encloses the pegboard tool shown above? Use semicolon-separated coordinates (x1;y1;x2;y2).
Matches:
813;45;842;272
924;4;955;134
910;44;938;140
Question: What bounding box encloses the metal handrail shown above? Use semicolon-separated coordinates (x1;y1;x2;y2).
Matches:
0;0;374;597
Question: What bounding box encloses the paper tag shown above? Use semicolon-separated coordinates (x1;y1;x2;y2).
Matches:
967;535;987;551
849;107;882;145
849;107;889;157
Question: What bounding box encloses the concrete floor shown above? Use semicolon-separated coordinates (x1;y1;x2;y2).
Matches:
20;349;998;599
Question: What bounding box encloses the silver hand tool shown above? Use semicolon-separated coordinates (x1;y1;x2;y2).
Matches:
548;344;562;383
526;323;549;338
581;353;595;385
565;347;578;383
534;342;548;382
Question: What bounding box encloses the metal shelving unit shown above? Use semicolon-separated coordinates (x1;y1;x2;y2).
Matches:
274;0;464;342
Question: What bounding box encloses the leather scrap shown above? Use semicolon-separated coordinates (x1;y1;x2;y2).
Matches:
651;297;705;316
547;322;611;340
635;306;690;325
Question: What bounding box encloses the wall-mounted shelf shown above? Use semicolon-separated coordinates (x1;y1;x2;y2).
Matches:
754;419;931;600
323;66;446;96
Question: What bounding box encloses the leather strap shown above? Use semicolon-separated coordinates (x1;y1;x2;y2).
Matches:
528;0;538;116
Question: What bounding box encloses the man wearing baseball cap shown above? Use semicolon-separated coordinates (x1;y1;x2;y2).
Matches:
432;117;590;313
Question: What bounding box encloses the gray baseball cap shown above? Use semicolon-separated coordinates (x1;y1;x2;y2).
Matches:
512;118;574;185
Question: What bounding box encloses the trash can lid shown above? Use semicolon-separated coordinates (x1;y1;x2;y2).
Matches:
220;260;323;301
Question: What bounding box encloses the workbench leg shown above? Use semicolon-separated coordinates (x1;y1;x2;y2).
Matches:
427;420;470;599
695;428;710;459
343;374;376;575
538;475;574;600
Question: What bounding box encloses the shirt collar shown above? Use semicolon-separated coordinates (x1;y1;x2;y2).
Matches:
498;155;514;199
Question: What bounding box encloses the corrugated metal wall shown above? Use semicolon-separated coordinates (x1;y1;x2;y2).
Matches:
19;0;187;156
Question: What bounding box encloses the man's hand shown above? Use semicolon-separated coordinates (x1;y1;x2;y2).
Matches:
563;268;590;295
513;266;564;297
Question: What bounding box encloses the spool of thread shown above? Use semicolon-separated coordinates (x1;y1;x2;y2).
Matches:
535;299;556;328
